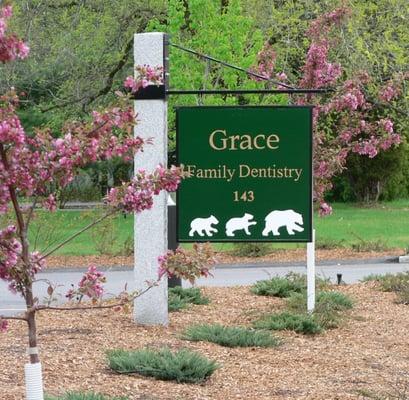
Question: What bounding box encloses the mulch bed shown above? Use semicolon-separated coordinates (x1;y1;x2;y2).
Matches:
2;283;409;399
45;248;402;269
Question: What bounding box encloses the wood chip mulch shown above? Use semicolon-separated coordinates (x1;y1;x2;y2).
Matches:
2;283;409;399
45;248;402;269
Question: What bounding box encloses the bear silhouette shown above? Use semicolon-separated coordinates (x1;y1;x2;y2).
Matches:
225;213;257;237
189;215;219;237
262;209;304;236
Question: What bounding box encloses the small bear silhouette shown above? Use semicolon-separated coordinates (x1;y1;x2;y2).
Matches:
262;209;304;236
225;213;257;237
189;215;219;237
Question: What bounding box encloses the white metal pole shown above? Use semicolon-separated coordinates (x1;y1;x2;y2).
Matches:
307;229;316;312
133;32;168;325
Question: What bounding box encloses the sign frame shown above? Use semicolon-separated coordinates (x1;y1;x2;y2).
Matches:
176;105;314;243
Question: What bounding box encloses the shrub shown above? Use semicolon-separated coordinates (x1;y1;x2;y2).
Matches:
363;272;409;292
45;393;127;400
251;272;329;298
316;238;345;250
168;287;210;312
316;291;353;311
363;272;409;305
181;324;280;348
350;234;390;252
285;291;353;329
286;291;353;313
232;242;271;257
253;312;322;335
251;275;305;298
107;348;218;383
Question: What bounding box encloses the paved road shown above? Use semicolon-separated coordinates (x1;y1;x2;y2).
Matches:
1;258;408;317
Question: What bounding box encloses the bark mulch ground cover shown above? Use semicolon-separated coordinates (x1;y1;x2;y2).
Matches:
2;283;409;399
45;248;401;269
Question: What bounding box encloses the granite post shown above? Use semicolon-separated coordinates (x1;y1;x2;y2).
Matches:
133;32;168;325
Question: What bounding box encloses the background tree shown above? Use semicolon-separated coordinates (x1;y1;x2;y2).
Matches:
241;0;409;202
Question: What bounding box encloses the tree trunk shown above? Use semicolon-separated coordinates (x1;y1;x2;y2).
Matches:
26;288;40;364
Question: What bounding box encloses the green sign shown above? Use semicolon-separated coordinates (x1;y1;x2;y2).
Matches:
176;106;313;242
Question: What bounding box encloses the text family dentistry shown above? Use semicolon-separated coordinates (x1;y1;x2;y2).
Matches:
182;164;303;183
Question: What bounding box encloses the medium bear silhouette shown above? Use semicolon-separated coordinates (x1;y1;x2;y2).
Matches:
262;209;304;236
189;215;219;237
225;213;257;237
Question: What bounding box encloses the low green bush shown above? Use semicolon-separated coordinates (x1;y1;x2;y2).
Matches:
253;312;322;335
285;291;353;329
316;238;345;250
182;324;280;348
286;291;353;313
107;348;218;383
46;393;127;400
251;273;329;298
363;272;409;305
251;274;305;298
362;272;409;292
351;238;390;252
168;287;210;312
231;242;272;257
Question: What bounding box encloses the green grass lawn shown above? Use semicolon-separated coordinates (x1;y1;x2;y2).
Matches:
1;200;407;256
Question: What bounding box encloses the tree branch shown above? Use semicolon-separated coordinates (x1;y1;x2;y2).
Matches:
83;37;134;107
38;209;117;261
36;283;156;313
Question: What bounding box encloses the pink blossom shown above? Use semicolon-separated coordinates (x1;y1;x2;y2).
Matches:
0;5;29;63
276;72;287;81
157;244;216;284
379;85;398;102
124;65;164;93
250;42;276;80
319;202;333;216
66;265;106;301
379;118;394;134
43;194;57;212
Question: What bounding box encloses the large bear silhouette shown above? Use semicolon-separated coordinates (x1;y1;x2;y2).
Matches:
189;215;219;237
262;209;304;236
225;213;257;237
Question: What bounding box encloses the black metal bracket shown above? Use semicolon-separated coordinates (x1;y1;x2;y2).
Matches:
131;86;332;100
130;38;333;100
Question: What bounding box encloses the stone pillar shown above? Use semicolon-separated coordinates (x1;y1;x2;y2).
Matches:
133;32;168;325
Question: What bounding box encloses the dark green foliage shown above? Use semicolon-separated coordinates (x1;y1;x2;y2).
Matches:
285;291;353;329
253;312;322;335
250;275;306;298
251;273;329;298
287;291;353;313
341;144;409;202
106;348;218;383
168;287;210;312
254;289;353;334
45;393;127;400
231;242;272;257
181;324;279;348
316;291;353;311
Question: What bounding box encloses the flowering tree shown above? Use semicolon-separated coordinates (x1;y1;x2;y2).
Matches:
0;3;213;380
252;7;406;214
